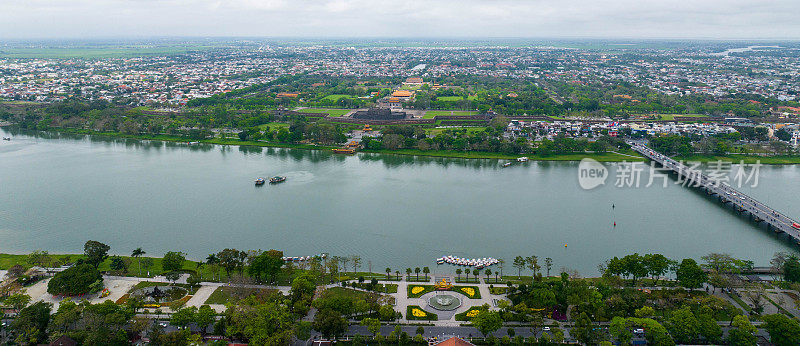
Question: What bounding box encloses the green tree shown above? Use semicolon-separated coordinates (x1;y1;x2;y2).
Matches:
783;255;800;283
472;309;502;336
762;314;800;346
83;240;110;268
5;293;31;311
109;255;127;273
414;267;420;280
162;251;186;272
313;309;348;339
666;306;700;344
726;315;757;346
170;306;197;329
248;250;284;283
676;258;707;290
609;317;633;346
132;247;146;276
217;248;246;276
47;263;103;296
423;267;430;280
361;317;381;336
195;305;216;336
513;256;525;278
11;301;52;345
225;297;295;345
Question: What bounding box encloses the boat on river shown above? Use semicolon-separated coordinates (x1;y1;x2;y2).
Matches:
2;137;10;141
269;176;286;184
255;178;266;186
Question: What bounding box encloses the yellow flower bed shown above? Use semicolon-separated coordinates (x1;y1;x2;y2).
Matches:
411;286;425;295
466;309;480;317
461;287;475;297
412;308;427;317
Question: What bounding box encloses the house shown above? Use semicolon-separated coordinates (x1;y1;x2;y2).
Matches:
276;92;299;98
405;77;424;85
391;90;413;99
434;337;475;346
386;97;402;108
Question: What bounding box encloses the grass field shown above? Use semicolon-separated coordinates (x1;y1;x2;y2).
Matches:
425;127;488;136
320;94;354;102
299;108;352;117
256;122;290;130
205;286;276;305
0;253;223;280
423;110;480;118
436;96;465;102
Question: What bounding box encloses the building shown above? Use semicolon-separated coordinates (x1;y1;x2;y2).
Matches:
391;90;413;100
792;131;800;147
405;77;424;85
352;107;407;120
434;337;475;346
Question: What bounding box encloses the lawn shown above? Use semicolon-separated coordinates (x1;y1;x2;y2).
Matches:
407;305;437;320
205;286;277;305
436;96;465;102
425;127;487;136
320;94;354;102
0;252;223;281
299;108;352;117
351;282;399;294
423;110;480;118
256;122;290;130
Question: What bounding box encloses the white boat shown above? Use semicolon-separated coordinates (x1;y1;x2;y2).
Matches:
517;157;529;162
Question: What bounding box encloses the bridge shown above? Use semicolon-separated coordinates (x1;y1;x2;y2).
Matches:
628;142;800;245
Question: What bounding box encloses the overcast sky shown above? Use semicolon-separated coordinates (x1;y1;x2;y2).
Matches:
1;0;799;39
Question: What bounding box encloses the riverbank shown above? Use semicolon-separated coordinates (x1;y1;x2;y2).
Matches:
8;127;800;163
675;154;800;165
15;127;647;162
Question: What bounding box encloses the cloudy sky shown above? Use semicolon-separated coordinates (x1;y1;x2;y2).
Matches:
1;0;799;39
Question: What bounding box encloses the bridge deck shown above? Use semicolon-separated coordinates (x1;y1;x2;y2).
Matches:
628;142;800;245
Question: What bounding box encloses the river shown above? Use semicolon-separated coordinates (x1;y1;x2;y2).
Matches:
1;127;798;276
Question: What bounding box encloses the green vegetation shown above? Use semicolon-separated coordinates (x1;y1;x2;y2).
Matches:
205;286;275;305
406;305;437;321
455;306;486;321
47;264;102;296
407;285;435;298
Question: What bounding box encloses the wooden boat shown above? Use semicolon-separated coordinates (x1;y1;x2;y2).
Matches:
269;176;286;184
332;148;355;154
2;137;10;141
255;178;266;186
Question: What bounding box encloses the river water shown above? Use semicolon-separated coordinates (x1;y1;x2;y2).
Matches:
1;127;798;276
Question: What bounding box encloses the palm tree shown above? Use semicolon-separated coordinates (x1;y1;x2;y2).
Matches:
205;254;219;281
132;248;145;276
386;267;391;280
423;267;430;281
545;257;553;277
513;256;525;278
472;269;479;282
456;268;462;280
414;267;421;280
498;258;505;278
406;268;412;280
395;270;400;280
485;269;492;282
